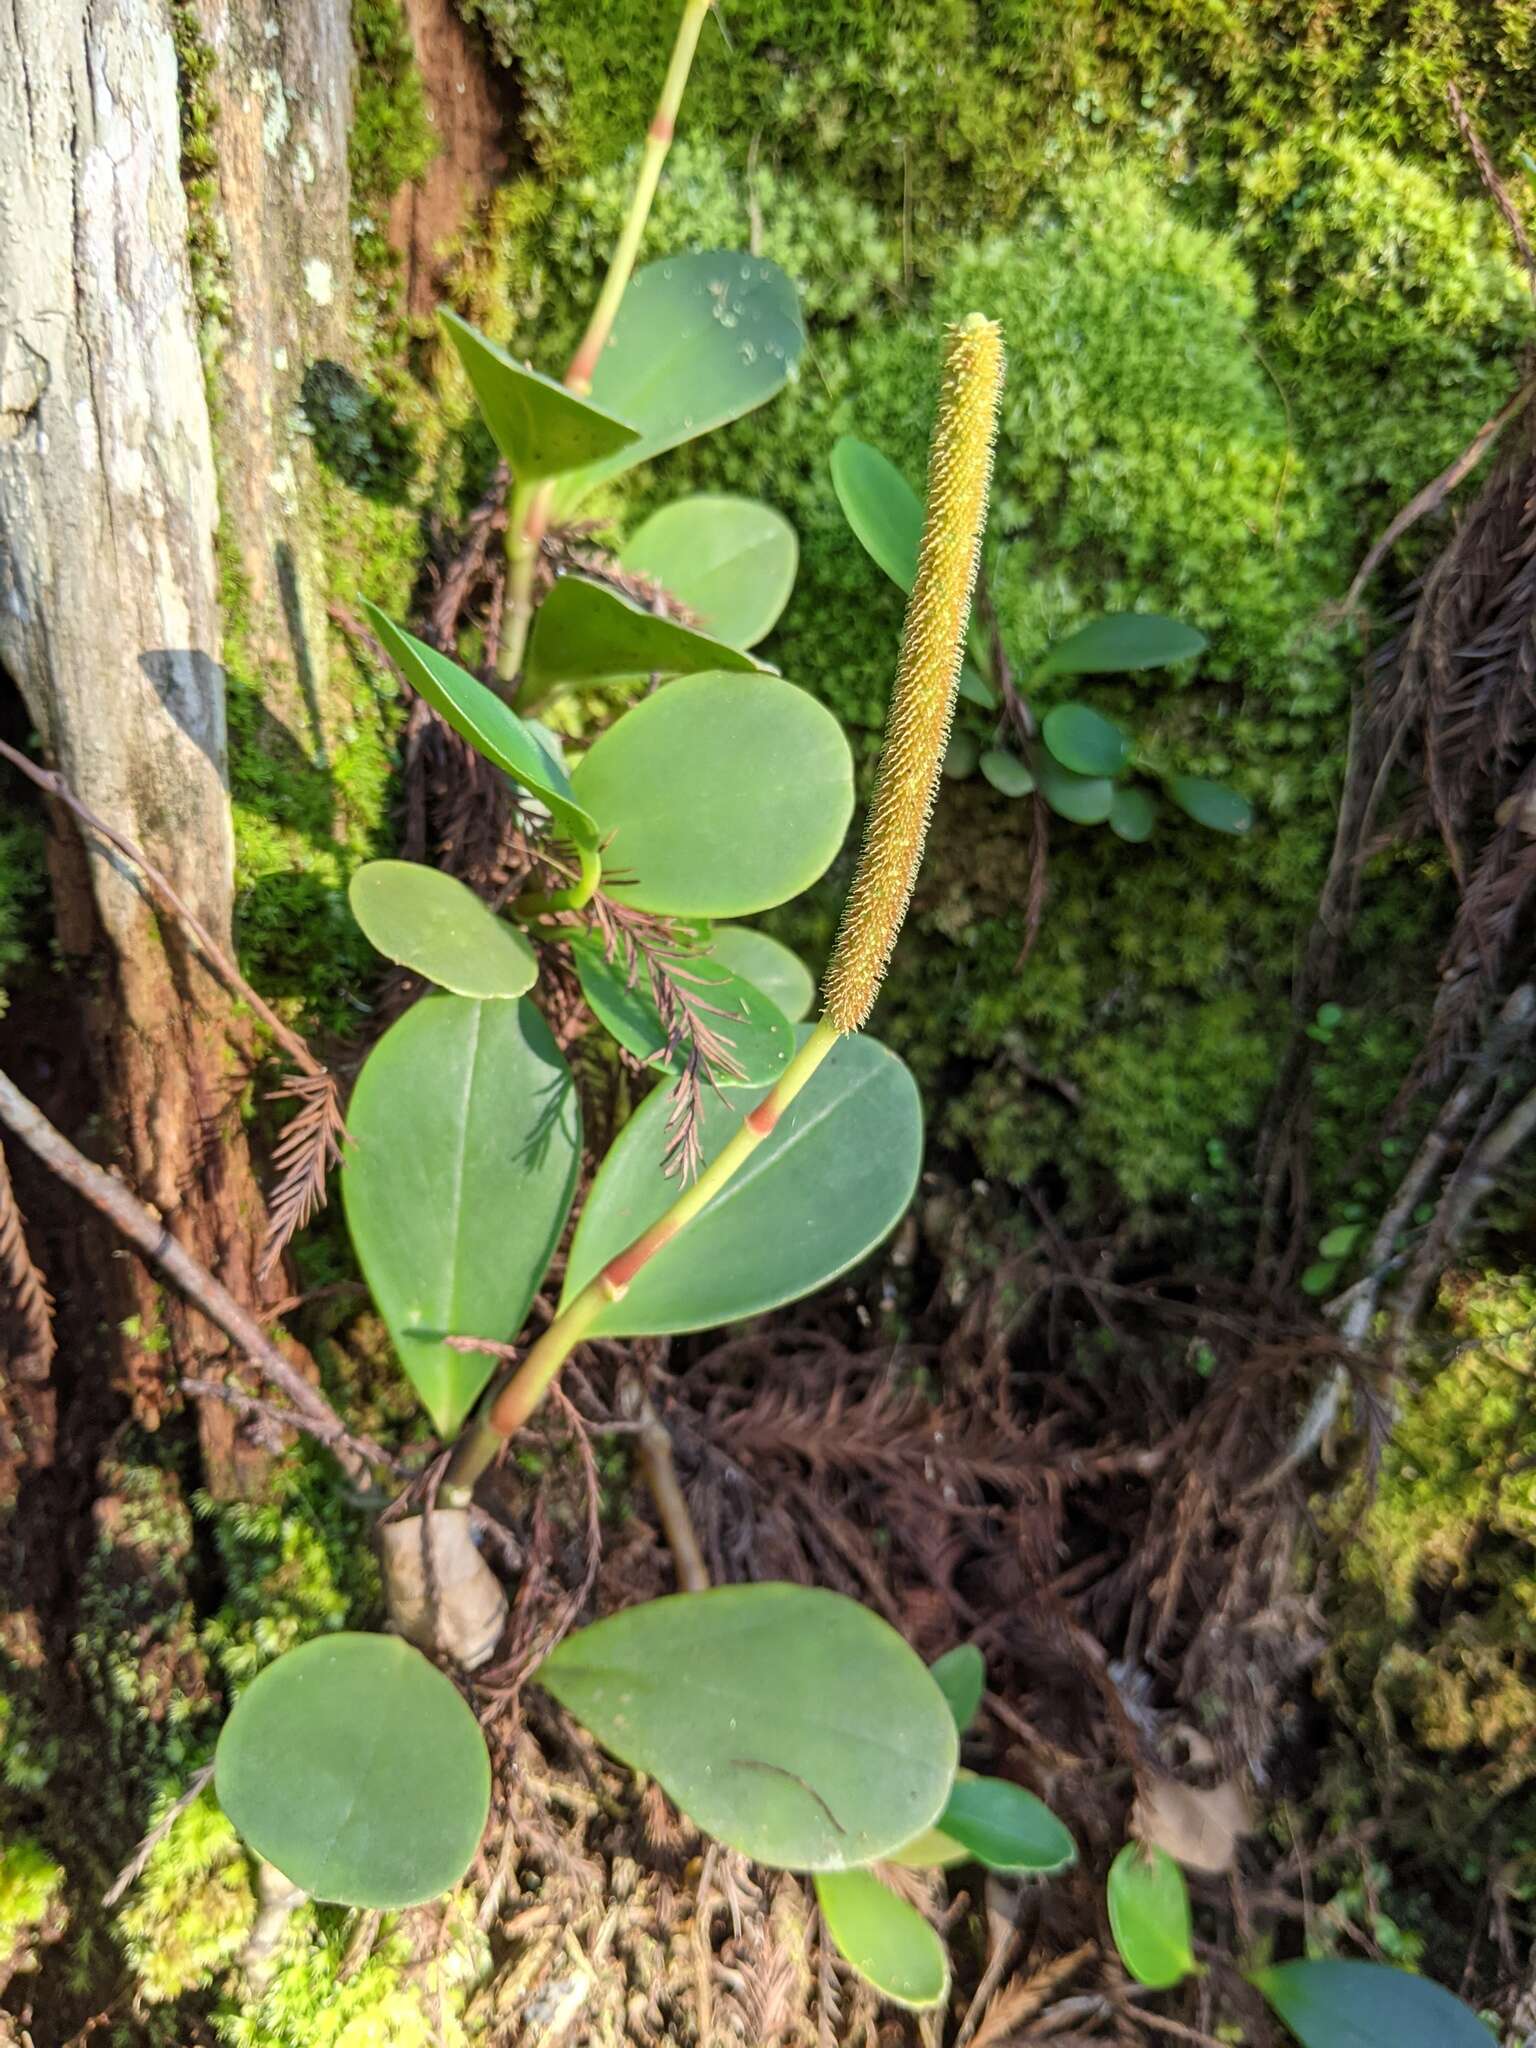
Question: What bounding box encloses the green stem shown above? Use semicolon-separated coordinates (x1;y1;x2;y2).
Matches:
497;479;546;690
563;0;715;397
441;1019;840;1503
511;839;602;918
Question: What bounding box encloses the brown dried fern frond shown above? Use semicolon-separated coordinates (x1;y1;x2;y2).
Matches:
259;1068;349;1278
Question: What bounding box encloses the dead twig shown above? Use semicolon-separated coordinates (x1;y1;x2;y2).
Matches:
0;1066;382;1486
0;1134;55;1374
620;1372;711;1592
101;1764;216;1906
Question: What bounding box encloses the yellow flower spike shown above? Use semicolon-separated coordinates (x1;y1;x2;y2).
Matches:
821;313;1006;1034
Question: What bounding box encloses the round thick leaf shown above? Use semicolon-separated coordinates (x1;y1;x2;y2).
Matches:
440;311;638;481
570;672;853;916
341;995;580;1434
539;1584;958;1871
1252;1961;1496;2048
349;862;537;999
1034;756;1115;825
958;663;997;709
569;930;793;1085
703;925;815;1023
524;573;763;696
830;436;923;594
553;253;805;514
979;748;1034;798
1107;1843;1197;1989
216;1634;490;1909
620;496;798;648
1040;613;1207;677
1169;777;1254;835
815;1870;950;2009
1109;786;1158;843
562;1029;921;1335
361;602;597;851
1042;703;1131;777
938;1775;1077;1874
945;730;981;779
929;1645;985;1734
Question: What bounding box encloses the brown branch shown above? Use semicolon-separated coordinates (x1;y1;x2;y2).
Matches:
0;1135;55;1374
0;1066;382;1485
101;1764;217;1907
620;1374;710;1592
181;1376;400;1477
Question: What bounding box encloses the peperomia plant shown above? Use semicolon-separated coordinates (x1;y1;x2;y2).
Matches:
830;433;1254;842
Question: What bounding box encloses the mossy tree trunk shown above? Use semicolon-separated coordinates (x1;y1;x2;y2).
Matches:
0;0;340;1497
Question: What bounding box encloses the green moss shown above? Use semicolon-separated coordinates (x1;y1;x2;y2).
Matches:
0;805;46;981
116;1792;254;2005
0;1836;65;1945
350;0;439;215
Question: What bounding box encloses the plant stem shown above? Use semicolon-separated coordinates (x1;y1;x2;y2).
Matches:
512;838;603;916
564;0;715;398
497;478;543;689
441;1019;839;1502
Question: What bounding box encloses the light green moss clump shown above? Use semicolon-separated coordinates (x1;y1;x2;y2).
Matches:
117;1792;255;2005
0;1835;66;1983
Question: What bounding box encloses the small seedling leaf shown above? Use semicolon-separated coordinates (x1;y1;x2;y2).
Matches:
538;1584;957;1871
619;495;798;648
1318;1223;1363;1260
1041;703;1131;778
814;1870;950;2009
215;1634;490;1909
1252;1960;1496;2048
979;748;1034;797
830;436;924;594
1169;777;1253;835
570;672;853;916
945;731;981;779
1109;786;1158;843
959;663;997;709
1035;756;1115;825
563;1028;921;1336
524;573;763;695
929;1645;985;1733
1107;1842;1197;1989
1041;613;1206;676
349;862;537;1000
938;1774;1077;1873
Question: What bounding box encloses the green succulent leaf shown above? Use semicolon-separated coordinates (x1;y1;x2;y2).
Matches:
215;1634;490;1909
979;748;1034;797
830;435;923;594
1168;778;1253;835
619;495;798;649
553;252;805;513
1034;756;1115;825
702;925;815;1024
439;310;639;481
538;1584;957;1872
562;1028;921;1336
945;730;981;779
524;573;763;696
937;1774;1076;1874
1109;786;1159;843
1301;1259;1340;1297
814;1870;950;2010
1107;1843;1197;1989
361;602;597;851
348;862;537;999
1319;1223;1363;1259
569;930;793;1085
570;672;853;916
959;663;997;709
929;1645;985;1734
341;995;580;1434
1041;703;1131;778
1040;613;1206;677
1252;1961;1496;2048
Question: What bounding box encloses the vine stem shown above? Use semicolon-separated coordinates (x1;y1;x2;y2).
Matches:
496;0;714;694
441;1019;839;1503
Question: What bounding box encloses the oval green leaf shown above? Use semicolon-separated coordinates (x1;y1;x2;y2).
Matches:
553;252;805;515
620;496;798;649
884;1823;971;1870
571;672;853;916
1169;777;1254;835
958;663;997;709
360;601;597;850
538;1584;958;1872
945;730;981;779
979;748;1034;798
830;436;923;594
1041;613;1207;677
215;1634;490;1909
1252;1960;1496;2048
703;925;815;1023
938;1775;1077;1874
1109;786;1158;843
341;995;580;1434
1042;703;1131;778
569;930;793;1085
440;310;639;481
1034;756;1115;825
815;1870;950;2010
562;1029;922;1336
1107;1843;1197;1989
929;1645;985;1734
524;573;764;697
349;861;537;999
